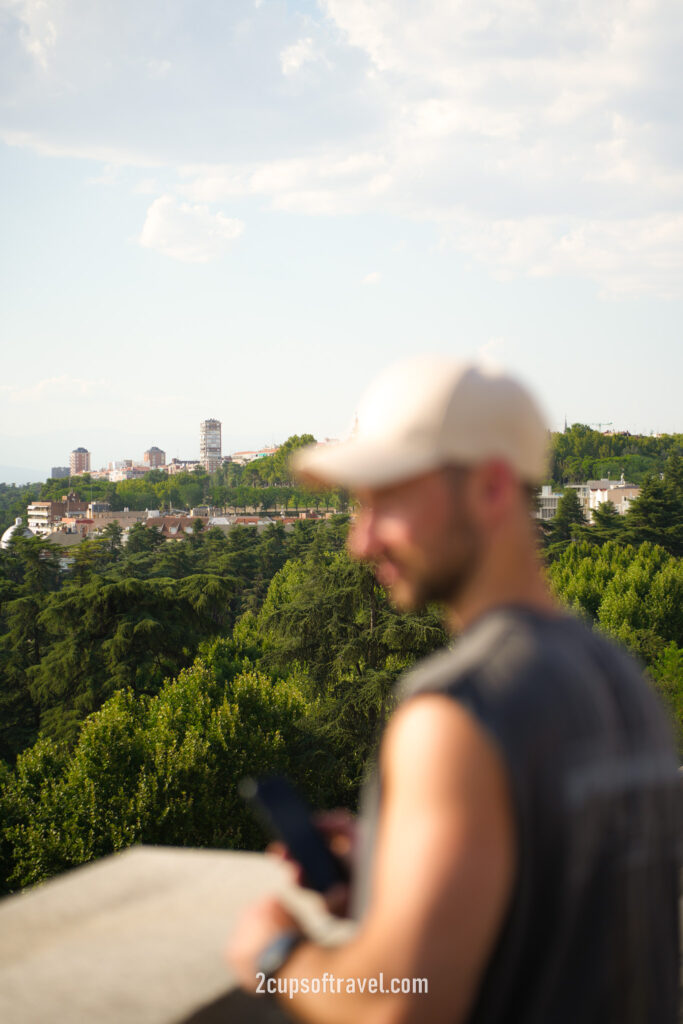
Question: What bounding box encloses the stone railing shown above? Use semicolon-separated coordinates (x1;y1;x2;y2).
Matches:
0;846;353;1024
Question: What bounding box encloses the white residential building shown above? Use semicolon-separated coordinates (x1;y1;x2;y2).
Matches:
26;502;52;536
534;485;564;521
589;481;641;517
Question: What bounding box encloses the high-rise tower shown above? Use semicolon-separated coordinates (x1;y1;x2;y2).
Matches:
199;419;222;472
69;447;91;475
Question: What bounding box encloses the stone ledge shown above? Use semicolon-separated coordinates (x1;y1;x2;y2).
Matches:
0;846;354;1024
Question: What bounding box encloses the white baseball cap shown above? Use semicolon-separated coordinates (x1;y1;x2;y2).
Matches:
293;355;549;489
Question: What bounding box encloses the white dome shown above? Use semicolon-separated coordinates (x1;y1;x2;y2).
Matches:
1;517;33;550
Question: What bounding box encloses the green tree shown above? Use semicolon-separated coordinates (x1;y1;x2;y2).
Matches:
0;537;62;760
25;574;234;744
0;662;335;891
69;539;112;584
101;521;123;555
648;643;683;756
589;500;623;542
257;542;447;791
126;521;164;554
623;475;683;556
547;488;587;552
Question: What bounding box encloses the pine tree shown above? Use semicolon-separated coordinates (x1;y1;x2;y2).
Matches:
549;488;586;544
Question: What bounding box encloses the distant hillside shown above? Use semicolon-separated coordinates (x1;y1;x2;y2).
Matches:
549;426;682;486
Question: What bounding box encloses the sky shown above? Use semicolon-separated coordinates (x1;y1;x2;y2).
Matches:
1;0;682;482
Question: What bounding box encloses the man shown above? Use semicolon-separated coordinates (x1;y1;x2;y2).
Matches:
228;357;680;1023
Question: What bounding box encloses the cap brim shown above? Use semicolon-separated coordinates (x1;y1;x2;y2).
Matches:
292;439;439;491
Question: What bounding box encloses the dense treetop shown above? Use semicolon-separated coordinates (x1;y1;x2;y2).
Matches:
548;424;682;485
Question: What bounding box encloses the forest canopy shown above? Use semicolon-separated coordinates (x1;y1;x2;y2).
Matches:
0;436;680;893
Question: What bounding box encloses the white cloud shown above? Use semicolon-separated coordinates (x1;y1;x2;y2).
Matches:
138;195;244;262
550;215;683;299
362;271;381;285
280;37;318;76
2;0;683;295
178;152;393;214
446;211;683;299
0;130;159;168
11;0;58;69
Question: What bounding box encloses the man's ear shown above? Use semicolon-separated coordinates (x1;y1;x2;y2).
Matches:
474;461;517;524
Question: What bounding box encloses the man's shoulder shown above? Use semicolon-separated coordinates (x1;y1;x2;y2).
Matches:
397;603;646;708
397;604;675;755
397;605;566;701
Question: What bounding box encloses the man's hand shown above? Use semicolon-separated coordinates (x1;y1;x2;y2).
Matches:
226;896;303;993
267;809;357;917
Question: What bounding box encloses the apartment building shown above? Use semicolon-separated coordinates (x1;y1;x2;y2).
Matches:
535;475;641;524
589;481;641;517
144;447;166;468
26;496;89;535
200;419;222;473
534;485;564;521
69;448;91;475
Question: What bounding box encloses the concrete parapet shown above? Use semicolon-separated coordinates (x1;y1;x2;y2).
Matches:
0;846;353;1024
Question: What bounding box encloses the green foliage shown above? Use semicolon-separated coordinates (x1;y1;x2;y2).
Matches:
2;444;681;894
648;643;683;753
0;663;335;890
549;424;683;485
22;573;233;746
0;513;355;763
0;513;449;890
548;540;683;753
620;469;683;557
126;521;165;554
25;436;345;515
586;500;625;545
547;487;587;551
257;539;447;791
0;483;41;535
543;444;683;561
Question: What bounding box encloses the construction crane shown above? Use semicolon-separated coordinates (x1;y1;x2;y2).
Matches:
589;421;613;431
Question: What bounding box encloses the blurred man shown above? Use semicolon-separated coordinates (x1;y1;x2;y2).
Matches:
228;357;680;1024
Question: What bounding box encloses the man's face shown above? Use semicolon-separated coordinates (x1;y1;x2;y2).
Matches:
347;466;483;612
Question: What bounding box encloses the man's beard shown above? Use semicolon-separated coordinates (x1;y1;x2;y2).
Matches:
381;513;482;612
406;544;480;610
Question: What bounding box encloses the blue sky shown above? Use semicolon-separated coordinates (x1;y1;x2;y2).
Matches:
1;0;682;481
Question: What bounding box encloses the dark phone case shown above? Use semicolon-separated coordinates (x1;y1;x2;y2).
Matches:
239;776;349;893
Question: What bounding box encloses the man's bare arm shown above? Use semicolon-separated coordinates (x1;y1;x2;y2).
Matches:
229;693;517;1024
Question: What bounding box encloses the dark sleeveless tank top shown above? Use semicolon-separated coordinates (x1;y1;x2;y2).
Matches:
352;606;681;1023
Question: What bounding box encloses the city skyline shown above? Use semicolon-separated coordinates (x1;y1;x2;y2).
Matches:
2;414;680;486
2;1;682;484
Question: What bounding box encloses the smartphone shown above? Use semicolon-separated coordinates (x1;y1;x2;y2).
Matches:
239;775;349;893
